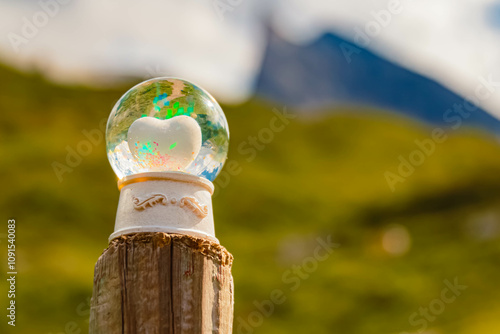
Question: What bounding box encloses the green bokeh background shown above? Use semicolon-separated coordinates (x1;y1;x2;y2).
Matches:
1;64;500;333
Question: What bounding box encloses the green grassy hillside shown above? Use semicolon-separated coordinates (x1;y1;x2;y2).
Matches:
1;64;500;333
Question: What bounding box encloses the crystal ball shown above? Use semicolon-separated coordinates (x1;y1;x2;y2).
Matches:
106;78;229;181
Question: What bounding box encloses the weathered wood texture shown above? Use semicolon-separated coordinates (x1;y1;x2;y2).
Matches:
89;232;234;334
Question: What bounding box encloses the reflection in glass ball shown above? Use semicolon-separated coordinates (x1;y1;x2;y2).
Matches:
106;78;229;181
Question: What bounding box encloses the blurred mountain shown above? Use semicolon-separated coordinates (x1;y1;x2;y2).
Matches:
255;30;500;133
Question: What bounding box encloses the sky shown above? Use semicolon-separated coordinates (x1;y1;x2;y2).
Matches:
1;0;500;118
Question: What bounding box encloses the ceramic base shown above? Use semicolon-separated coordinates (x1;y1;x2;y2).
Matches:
109;172;218;243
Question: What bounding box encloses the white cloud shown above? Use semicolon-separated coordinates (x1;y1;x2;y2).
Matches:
0;0;264;102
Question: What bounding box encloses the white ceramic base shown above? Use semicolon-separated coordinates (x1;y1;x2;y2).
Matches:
110;172;218;243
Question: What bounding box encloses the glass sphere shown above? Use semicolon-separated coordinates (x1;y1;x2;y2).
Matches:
106;77;229;181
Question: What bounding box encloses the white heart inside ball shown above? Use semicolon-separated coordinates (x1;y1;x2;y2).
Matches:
127;116;202;171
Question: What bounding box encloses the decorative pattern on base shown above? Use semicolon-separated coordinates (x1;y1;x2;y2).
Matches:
132;194;208;218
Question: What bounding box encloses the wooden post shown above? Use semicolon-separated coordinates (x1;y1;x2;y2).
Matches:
89;232;234;333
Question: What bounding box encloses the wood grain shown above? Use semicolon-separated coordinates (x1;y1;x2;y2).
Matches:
89;232;233;334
